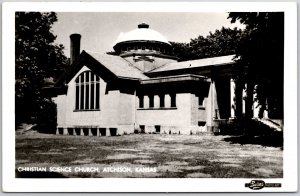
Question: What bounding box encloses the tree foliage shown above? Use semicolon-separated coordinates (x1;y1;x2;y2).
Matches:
15;12;68;127
228;12;284;118
171;27;243;61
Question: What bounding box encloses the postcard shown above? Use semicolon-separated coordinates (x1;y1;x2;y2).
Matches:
2;1;298;192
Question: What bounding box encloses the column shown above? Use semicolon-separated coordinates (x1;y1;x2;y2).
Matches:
80;128;84;136
242;84;246;116
165;94;171;108
263;99;269;118
154;95;160;108
211;81;218;120
144;95;149;108
253;84;259;118
88;128;92;136
235;80;243;119
230;78;236;119
263;110;269;118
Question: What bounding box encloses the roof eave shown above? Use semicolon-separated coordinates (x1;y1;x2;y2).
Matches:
141;74;209;85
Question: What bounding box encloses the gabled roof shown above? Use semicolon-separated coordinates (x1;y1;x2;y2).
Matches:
62;50;148;84
86;51;148;80
149;55;236;73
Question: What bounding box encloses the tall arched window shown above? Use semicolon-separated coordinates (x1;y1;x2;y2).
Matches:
75;71;100;111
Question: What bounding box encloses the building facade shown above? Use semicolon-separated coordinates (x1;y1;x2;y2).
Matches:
53;23;261;136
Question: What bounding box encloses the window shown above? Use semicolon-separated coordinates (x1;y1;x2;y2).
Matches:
75;71;100;111
159;94;165;108
140;125;145;132
198;96;205;106
149;95;154;108
99;128;106;136
198;121;206;126
155;125;161;133
170;94;176;107
139;96;144;108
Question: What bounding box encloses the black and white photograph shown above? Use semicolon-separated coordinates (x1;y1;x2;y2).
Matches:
2;2;298;192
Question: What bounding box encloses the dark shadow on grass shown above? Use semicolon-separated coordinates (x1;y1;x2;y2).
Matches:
16;170;68;178
223;132;283;148
215;118;283;148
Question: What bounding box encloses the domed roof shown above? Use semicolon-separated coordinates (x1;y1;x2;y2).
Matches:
115;23;171;45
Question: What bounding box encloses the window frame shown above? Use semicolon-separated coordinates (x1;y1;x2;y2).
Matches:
74;71;101;111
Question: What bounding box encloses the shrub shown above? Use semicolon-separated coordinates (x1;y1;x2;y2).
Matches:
36;98;57;134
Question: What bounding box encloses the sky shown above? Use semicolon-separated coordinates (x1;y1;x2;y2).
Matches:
52;12;245;58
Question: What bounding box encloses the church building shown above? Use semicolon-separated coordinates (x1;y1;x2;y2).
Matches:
53;23;259;136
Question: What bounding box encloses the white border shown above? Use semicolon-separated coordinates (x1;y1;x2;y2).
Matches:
2;2;298;192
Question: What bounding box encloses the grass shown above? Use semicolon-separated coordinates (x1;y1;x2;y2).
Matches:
15;132;283;178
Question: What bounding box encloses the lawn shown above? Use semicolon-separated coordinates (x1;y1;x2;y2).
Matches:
15;131;283;178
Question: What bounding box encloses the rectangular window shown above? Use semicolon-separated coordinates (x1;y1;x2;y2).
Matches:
160;94;165;108
198;96;205;106
83;128;89;136
198;121;206;126
171;94;176;107
75;128;81;135
91;128;97;136
139;96;144;108
99;128;106;136
140;125;145;132
155;125;160;133
149;95;154;108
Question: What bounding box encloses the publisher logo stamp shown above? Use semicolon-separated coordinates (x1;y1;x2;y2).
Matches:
245;180;281;190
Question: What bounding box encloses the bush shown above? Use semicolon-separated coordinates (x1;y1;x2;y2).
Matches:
36;98;57;134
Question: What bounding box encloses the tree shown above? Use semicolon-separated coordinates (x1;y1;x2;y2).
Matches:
15;12;68;128
171;27;243;61
228;12;284;119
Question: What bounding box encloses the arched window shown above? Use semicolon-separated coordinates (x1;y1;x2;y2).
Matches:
75;71;100;111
